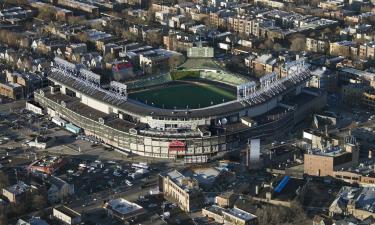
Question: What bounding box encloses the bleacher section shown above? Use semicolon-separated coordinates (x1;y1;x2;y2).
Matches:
126;74;172;89
200;70;247;86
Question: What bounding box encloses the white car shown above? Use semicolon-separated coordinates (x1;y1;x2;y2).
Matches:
125;180;133;186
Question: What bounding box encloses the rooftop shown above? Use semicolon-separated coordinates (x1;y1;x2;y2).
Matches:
190;167;221;186
106;198;144;215
4;181;30;195
54;205;81;218
308;146;346;157
331;186;375;213
32;156;63;168
223;206;257;221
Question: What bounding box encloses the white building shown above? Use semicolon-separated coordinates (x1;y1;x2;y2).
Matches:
53;206;81;225
104;198;145;221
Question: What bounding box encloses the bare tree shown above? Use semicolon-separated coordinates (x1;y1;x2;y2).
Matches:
290;34;306;52
0;171;9;190
37;6;57;22
32;194;47;210
0;212;7;225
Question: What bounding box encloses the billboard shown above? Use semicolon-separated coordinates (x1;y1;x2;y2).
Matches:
187;47;214;58
112;61;134;81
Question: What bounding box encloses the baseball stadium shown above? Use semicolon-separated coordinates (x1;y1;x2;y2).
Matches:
34;57;326;161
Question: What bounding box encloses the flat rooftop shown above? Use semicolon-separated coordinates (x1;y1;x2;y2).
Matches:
4;182;29;195
190;167;221;186
204;205;225;216
308;146;347;157
55;205;81;218
332;186;375;213
106;198;143;215
223;207;257;221
32;156;63;168
164;170;199;191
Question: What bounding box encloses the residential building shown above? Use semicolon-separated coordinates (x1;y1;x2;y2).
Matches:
16;217;49;225
363;88;375;109
359;41;375;60
159;170;204;212
48;176;74;203
103;198;145;221
53;205;81;225
329;186;375;220
0;82;23;99
308;67;337;91
338;68;375;88
215;191;237;208
306;37;329;53
203;205;258;225
222;206;259;225
254;0;284;9
330;41;358;58
28;156;67;175
303;130;359;177
2;182;32;204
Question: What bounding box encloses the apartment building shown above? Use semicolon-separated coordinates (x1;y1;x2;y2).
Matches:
159;170;204;212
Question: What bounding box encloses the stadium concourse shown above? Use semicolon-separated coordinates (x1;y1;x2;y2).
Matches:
34;57;326;160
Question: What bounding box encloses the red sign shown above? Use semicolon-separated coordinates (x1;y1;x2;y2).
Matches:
169;140;186;152
113;62;133;72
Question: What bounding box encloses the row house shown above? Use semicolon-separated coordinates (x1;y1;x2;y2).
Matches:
306;37;330;53
359;41;375;60
329;41;358;58
31;38;67;55
163;32;196;52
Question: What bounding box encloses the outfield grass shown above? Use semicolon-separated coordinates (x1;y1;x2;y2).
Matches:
129;81;236;109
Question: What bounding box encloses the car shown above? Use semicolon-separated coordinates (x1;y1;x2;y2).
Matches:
148;203;157;208
125;180;133;186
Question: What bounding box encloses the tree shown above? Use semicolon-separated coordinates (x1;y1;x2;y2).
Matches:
258;39;274;50
76;32;88;43
37;6;57;22
290;34;306;52
0;171;9;190
0;212;7;225
122;31;138;42
67;16;86;25
0;30;22;47
146;32;162;47
273;43;282;52
103;53;114;63
32;194;47;210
